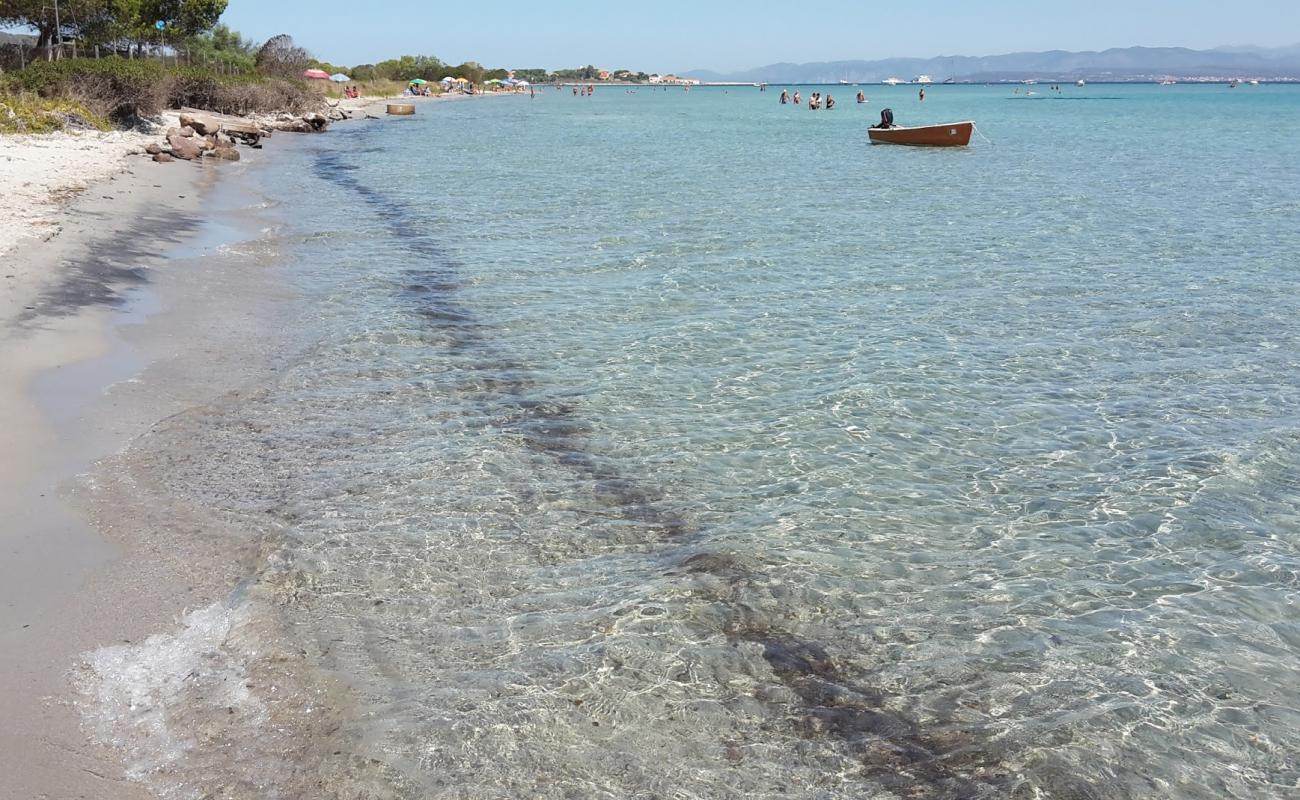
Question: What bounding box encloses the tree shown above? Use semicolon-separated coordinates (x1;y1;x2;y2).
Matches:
451;60;484;84
0;0;106;48
1;0;228;53
255;33;311;78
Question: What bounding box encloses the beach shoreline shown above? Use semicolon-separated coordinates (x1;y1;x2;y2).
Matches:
0;88;510;798
0;152;217;799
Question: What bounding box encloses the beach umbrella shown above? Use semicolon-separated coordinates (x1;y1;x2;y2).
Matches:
409;78;428;85
440;76;455;82
303;69;330;80
329;73;351;82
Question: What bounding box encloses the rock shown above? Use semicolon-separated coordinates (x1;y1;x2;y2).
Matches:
178;125;195;138
179;113;221;137
303;113;329;132
145;143;163;155
167;134;203;161
209;146;241;162
199;134;218;151
272;120;315;134
152;152;174;163
222;121;264;148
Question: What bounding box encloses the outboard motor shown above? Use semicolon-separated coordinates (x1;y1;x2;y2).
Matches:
874;108;895;129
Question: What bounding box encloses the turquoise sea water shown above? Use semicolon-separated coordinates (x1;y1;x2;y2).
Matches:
108;85;1300;798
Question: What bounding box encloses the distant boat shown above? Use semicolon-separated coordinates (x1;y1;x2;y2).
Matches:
1022;79;1037;85
1076;79;1086;87
913;75;934;84
869;120;974;147
1229;78;1240;88
1248;79;1260;85
883;77;904;86
1159;79;1177;86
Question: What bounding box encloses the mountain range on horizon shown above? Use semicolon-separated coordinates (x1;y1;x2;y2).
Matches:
683;44;1300;83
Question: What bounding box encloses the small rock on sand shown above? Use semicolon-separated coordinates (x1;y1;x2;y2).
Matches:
152;152;174;163
145;143;163;155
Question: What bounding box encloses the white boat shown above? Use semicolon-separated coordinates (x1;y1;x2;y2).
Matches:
913;75;933;84
1022;79;1037;85
1075;79;1085;87
1248;79;1260;85
1158;79;1177;86
883;77;904;86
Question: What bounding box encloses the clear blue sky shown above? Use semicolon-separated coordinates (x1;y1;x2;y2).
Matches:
30;1;1300;73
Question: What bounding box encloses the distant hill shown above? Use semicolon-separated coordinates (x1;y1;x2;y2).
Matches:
683;44;1300;83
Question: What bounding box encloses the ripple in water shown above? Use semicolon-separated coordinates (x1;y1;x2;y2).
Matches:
83;86;1300;799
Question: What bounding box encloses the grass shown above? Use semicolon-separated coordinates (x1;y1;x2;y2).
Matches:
0;91;110;134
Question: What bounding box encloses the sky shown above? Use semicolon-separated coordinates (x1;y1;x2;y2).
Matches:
17;0;1300;73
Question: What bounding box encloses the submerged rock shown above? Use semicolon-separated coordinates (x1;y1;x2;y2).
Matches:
152;152;174;163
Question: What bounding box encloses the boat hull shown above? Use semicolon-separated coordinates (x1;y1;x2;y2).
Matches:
868;121;973;147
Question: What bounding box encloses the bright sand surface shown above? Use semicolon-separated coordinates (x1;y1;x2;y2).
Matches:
0;154;215;799
0;91;510;800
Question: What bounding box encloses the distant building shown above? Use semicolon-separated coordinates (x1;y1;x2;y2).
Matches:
598;70;610;81
648;73;700;85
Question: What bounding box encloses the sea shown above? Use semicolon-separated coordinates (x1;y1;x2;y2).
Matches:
79;84;1300;799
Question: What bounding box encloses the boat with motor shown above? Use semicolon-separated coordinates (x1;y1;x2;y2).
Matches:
868;109;973;147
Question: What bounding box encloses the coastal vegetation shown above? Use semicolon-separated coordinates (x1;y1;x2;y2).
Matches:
0;90;107;132
4;58;318;124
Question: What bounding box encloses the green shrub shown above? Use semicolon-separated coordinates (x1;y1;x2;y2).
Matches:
0;92;111;134
13;59;167;124
10;58;321;125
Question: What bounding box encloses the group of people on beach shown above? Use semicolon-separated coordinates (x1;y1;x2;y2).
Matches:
780;88;871;109
343;85;361;99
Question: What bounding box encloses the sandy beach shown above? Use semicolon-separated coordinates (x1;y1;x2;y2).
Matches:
0;89;491;799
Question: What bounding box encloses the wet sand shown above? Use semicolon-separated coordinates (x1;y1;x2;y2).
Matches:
0;93;517;799
0;152;293;799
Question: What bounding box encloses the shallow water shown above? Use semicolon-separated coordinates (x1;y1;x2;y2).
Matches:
87;85;1300;798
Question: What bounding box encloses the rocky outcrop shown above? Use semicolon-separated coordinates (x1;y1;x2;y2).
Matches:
167;134;203;161
272;113;330;134
179;113;221;137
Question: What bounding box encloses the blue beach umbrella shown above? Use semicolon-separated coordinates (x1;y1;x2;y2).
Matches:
329;73;351;82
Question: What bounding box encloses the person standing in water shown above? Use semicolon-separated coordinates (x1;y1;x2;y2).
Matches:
793;90;801;106
826;94;835;109
919;86;926;102
780;89;789;104
857;89;866;103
